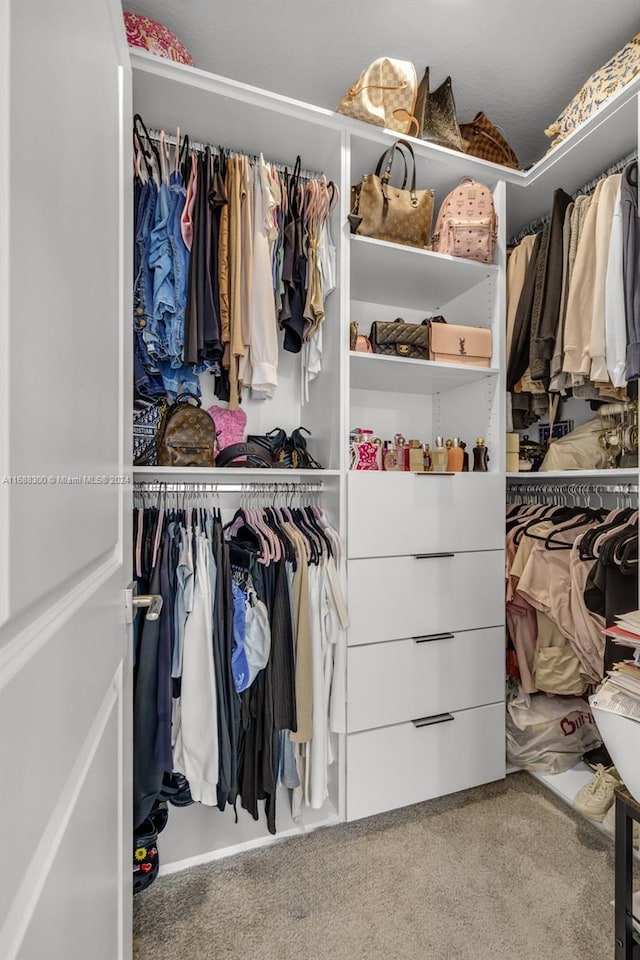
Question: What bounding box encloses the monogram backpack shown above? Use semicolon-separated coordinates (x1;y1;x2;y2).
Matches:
431;178;497;263
156;393;217;467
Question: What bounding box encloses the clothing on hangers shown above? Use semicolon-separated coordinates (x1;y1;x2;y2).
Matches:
131;488;348;836
133;119;339;407
506;500;638;696
506;159;639;429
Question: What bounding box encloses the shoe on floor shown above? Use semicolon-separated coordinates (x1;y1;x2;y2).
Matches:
601;802;640;847
573;764;621;823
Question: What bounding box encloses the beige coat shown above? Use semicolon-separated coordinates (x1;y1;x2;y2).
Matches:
562;180;604;377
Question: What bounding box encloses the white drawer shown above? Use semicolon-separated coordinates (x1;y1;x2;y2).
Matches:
346;702;505;821
348;550;503;647
348;471;504;558
347;627;504;733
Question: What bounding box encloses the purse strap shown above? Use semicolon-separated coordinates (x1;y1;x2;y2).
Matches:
380;139;418;203
347;78;409;101
374;143;410;190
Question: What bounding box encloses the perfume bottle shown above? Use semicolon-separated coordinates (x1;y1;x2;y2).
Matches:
448;437;464;472
431;436;448;473
350;429;382;470
460;440;469;472
473;437;490;472
394;434;409;471
383;441;400;471
423;443;432;472
409;439;425;472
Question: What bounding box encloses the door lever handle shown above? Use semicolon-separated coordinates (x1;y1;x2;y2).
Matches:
132;594;163;621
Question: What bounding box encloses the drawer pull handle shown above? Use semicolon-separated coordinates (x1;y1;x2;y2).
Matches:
413;632;455;643
414;471;454;476
412;713;455;728
414;553;455;559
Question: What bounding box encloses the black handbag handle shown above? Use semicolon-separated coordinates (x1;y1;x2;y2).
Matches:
379;139;418;200
374;143;410;190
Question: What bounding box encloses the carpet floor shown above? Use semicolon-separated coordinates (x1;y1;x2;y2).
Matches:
133;772;636;960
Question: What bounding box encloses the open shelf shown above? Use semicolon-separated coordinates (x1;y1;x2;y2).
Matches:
350;235;497;311
530;762;595;806
133;467;341;481
506;469;638;480
350;351;498;395
131;50;341;175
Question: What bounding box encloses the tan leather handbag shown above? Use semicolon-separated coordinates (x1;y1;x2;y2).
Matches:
348;140;434;249
429;322;492;367
336;58;418;135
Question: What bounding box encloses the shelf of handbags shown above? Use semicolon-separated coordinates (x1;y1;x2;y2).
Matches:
349;235;498;311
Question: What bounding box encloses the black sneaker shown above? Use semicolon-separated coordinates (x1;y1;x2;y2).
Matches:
582;744;613;771
133;817;159;894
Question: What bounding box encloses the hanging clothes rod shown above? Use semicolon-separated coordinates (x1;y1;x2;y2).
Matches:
134;480;325;494
146;128;323;182
506;480;638;506
506;480;637;493
508;149;638;246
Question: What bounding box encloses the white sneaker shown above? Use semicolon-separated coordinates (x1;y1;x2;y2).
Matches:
602;802;640;847
573;765;621;823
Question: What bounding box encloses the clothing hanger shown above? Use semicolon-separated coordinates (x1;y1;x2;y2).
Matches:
303;504;333;558
512;504;571;543
578;508;633;559
249;500;280;562
133;114;161;185
524;508;607;550
262;506;295;565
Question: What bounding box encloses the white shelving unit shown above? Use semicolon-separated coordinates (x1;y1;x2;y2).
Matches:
128;45;640;870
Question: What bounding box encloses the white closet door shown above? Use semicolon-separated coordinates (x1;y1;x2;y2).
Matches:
0;3;132;959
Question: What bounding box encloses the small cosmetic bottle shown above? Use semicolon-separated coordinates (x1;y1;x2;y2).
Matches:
394;434;409;471
473;437;490;472
423;443;432;472
383;441;400;471
431;436;448;473
409;439;425;472
448;437;464;472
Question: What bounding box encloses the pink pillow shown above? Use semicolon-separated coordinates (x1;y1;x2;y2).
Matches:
123;12;194;66
207;406;247;458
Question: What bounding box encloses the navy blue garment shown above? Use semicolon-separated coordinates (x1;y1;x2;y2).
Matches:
133;548;164;829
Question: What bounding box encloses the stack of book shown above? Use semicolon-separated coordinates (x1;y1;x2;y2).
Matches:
592;613;640;723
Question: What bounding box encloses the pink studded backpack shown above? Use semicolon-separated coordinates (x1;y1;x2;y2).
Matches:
431;178;497;263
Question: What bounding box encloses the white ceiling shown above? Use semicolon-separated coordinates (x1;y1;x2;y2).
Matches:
123;0;639;168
